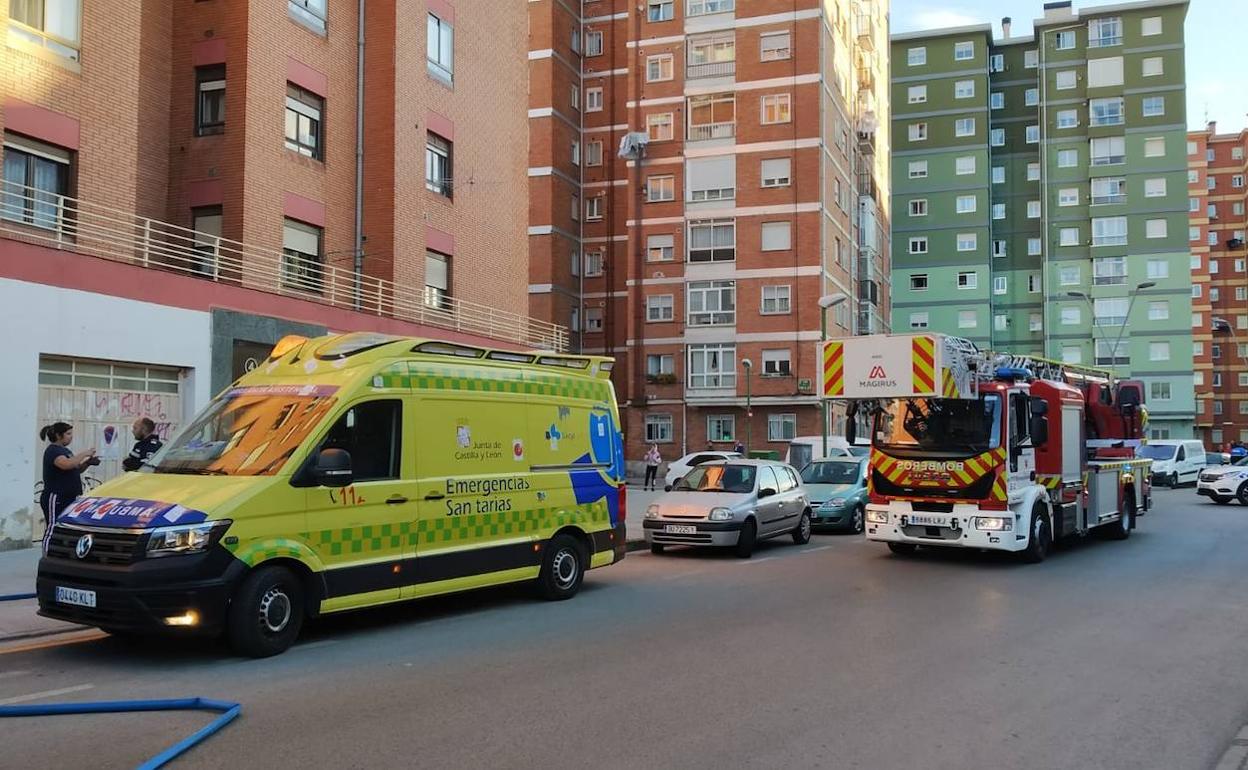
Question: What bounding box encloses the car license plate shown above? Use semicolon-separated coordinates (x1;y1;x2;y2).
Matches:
664;524;697;534
55;586;96;608
908;514;949;527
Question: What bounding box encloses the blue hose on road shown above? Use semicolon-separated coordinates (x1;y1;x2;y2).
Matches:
0;697;241;769
0;592;37;601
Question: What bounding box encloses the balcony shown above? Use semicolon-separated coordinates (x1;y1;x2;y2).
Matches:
0;182;569;351
687;122;735;141
686;60;735;79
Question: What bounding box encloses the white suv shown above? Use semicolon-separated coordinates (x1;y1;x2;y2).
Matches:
1196;458;1248;504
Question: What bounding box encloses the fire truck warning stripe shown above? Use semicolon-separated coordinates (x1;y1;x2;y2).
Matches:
822;342;844;396
912;337;936;392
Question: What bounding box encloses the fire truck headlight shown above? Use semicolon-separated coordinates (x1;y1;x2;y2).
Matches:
974;516;1012;532
866;509;889;525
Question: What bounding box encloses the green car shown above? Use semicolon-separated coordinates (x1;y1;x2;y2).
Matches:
800;457;869;533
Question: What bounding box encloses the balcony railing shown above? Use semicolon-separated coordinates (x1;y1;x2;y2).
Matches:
687;122;735;141
0;182;569;351
686;60;735;79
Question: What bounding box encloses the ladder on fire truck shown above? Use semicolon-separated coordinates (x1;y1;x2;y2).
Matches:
984;353;1114;385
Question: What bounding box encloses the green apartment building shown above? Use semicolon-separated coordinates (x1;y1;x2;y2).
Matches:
890;0;1194;438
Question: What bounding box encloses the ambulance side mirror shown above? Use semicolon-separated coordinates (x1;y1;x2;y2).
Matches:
316;448;354;488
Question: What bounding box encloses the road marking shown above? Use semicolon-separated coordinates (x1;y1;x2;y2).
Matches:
0;684;94;706
803;545;833;554
736;556;777;566
292;640;339;652
1214;724;1248;770
0;670;31;681
0;630;107;656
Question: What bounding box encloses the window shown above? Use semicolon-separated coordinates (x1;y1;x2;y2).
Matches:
1093;255;1127;285
992;203;1005;220
908;47;926;66
955;118;975;137
1141;16;1162;36
284;84;323;160
1061;306;1082;325
1093;215;1133;245
990;54;1004;73
646;294;675;322
423;249;450;308
706;414;737;442
1088;17;1122;47
1149;341;1170;362
1095;339;1129;366
1145;219;1167;239
1056;70;1077;90
586;87;603;112
1151;383;1171;402
571;140;580;166
647;234;674;262
1089;97;1123;127
991;92;1004;110
1189;226;1200;242
427;12;454;83
588;140;604;166
1146;259;1169;279
1142;56;1163;77
585;307;604;332
1028;162;1041;181
1234;175;1245;189
910;312;930;329
1091;177;1126;205
585;196;603;220
760;157;790;188
957;233;977;251
1208;175;1217;190
910;274;929;291
1062;346;1082;364
571;194;580;222
958;271;978;290
1029;238;1043;256
571;86;579;111
760;221;791;251
647;354;676;380
908;123;928;142
584;251;604;277
1142;96;1164;117
760;94;791;124
767;413;797;442
425;132;452;198
762;349;791;377
1025;87;1039;106
1235;148;1245;161
908;85;927;104
282;218;323;293
1057;149;1078;167
194;65;226;136
321;400;402;482
570;27;580;54
955;156;976;175
1211;288;1221;303
958;310;977;329
1030;313;1043;332
955;80;975;99
647;112;674;141
647;0;674;22
1026;125;1039;144
688;219;735;261
954;41;973;61
956;195;976;214
1194;312;1203;328
1190;197;1200;213
992;166;1005;184
585;30;603;56
1208;148;1217;162
646;54;674;82
1060;227;1080;246
646;174;675;202
1188;141;1198;156
10;0;82;58
1238;203;1247;216
645;414;674;443
1145;178;1166;198
1059;265;1080;285
1210;259;1221;275
1027;200;1041;218
190;206;223;273
1210;231;1220;246
1059;188;1079;206
689;345;736;389
1087;55;1124;87
993;276;1007;295
687;93;736;141
1091;136;1126;165
1;133;70;230
908;161;928;179
761;285;791;314
688;0;734;15
760;31;791;61
301;0;354;29
1188;170;1198;184
909;237;928;255
1148;301;1169;321
1094;297;1128;325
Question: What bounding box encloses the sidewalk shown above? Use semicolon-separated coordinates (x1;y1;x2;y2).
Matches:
0;546;85;642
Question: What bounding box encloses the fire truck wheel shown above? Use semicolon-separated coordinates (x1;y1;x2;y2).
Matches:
1104;495;1134;541
1020;504;1051;564
887;543;917;556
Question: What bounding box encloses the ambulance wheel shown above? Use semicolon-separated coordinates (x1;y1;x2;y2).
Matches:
227;565;304;658
792;510;812;545
650;543;666;555
1020;504;1051;564
538;534;585;601
735;519;757;559
887;543;917;556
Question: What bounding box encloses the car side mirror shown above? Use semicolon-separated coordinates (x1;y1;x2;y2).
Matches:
1030;416;1049;448
758;487;777;499
316;448;353;487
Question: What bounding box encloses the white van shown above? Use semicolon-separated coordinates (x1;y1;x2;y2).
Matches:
785;436;852;471
1139;440;1206;487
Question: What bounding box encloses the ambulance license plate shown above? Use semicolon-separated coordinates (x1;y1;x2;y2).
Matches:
665;525;697;534
55;586;96;608
908;515;949;527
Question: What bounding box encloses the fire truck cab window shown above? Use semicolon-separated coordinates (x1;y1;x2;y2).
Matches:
875;395;1002;453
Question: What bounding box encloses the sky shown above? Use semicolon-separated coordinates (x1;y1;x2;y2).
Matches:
889;0;1248;134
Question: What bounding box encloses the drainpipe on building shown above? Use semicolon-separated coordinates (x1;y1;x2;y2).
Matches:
353;0;366;309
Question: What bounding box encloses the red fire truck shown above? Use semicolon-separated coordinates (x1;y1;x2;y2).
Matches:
820;333;1151;562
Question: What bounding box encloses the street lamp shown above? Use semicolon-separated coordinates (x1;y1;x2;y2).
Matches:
741;358;753;454
1066;280;1156;374
818;293;849;458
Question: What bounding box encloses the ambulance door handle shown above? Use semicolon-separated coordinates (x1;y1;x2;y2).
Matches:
386;495;409;505
424;492;445;501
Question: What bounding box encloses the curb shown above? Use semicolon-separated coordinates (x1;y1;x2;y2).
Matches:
0;623;92;646
1215;724;1248;770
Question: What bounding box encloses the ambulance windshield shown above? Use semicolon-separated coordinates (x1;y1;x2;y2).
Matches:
875;395;1002;454
150;386;339;476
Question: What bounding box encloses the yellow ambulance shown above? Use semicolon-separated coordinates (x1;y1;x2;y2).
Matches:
37;333;627;656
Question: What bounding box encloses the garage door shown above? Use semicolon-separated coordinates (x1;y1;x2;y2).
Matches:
36;356;184;506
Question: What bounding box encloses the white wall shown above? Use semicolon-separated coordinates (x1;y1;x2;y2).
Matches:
0;278;212;549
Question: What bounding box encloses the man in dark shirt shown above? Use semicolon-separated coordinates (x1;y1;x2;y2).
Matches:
123;418;163;472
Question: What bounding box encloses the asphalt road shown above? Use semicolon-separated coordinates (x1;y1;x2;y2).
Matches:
2;487;1247;769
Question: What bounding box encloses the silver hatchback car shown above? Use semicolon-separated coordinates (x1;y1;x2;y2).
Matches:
642;459;812;558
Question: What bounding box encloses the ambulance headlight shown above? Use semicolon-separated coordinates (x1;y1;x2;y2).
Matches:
709;507;735;521
865;509;889;524
973;516;1012;532
645;505;661;519
146;521;232;557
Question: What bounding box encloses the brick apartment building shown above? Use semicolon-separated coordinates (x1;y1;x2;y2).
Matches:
527;0;892;466
1189;122;1248;448
0;0;556;548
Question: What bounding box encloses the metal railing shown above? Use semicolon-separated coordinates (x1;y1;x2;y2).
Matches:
687;122;735;141
686;61;735;79
0;183;569;351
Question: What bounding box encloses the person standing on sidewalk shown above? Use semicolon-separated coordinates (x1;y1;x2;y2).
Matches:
643;444;662;491
39;422;97;553
122;417;163;472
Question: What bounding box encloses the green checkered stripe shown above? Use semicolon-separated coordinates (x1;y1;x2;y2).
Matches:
418;502;609;545
371;362;413;390
230;537;318;567
303;521;417;558
384;362;611;402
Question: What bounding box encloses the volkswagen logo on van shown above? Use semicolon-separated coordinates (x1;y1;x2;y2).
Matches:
75;534;93;559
